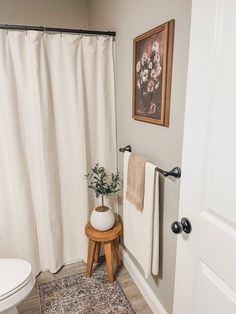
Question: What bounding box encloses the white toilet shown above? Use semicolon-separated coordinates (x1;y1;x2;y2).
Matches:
0;259;35;314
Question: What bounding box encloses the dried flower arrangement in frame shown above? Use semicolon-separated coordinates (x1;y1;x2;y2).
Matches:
132;20;175;127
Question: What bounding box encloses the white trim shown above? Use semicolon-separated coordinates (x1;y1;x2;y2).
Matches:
120;246;168;314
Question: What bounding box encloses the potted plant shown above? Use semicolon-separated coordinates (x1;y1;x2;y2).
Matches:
85;164;121;231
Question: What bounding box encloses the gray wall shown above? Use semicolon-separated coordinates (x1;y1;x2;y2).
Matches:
0;0;88;29
88;1;191;312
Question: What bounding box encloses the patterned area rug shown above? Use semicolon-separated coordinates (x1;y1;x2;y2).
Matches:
38;263;135;313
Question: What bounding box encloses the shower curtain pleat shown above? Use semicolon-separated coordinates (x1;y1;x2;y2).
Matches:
0;30;117;275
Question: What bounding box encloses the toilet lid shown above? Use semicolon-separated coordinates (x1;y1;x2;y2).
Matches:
0;259;32;301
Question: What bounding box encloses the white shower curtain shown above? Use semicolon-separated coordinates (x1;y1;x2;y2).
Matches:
0;30;117;275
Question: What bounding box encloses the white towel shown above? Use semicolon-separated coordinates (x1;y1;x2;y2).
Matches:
123;152;159;279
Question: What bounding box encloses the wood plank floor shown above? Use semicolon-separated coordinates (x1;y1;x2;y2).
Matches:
17;260;153;314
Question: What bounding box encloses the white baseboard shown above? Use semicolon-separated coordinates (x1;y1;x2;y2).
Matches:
120;246;167;314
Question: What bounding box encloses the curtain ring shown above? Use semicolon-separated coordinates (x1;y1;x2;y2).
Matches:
41;26;45;37
25;25;27;36
96;35;98;40
5;24;8;35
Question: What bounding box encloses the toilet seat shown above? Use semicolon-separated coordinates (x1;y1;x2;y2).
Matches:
0;259;35;313
0;259;32;301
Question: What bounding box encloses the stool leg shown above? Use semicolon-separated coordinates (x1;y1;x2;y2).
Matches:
94;242;101;263
86;239;96;277
113;238;121;267
104;241;114;283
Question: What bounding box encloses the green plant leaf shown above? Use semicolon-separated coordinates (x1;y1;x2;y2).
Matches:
85;165;121;198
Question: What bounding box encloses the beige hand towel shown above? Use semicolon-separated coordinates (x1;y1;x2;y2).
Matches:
126;153;147;211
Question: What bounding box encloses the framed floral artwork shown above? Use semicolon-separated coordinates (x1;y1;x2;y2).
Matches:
132;20;175;126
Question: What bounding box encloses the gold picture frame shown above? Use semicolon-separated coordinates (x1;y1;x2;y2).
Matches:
132;20;175;127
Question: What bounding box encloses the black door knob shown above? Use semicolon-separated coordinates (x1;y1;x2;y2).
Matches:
171;218;192;234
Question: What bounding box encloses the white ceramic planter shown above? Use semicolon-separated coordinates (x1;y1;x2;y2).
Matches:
90;206;115;231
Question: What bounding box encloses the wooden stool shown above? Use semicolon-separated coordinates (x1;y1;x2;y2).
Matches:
85;222;122;283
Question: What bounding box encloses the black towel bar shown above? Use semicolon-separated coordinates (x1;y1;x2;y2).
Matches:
119;145;181;179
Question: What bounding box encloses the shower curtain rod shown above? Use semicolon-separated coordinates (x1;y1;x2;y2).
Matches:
0;24;116;37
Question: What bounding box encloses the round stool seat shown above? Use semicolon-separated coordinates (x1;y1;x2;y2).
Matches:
85;222;121;242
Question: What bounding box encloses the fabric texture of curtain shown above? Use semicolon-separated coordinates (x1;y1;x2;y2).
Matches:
0;30;117;275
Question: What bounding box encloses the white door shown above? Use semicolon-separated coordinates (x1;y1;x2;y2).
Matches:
173;0;236;313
